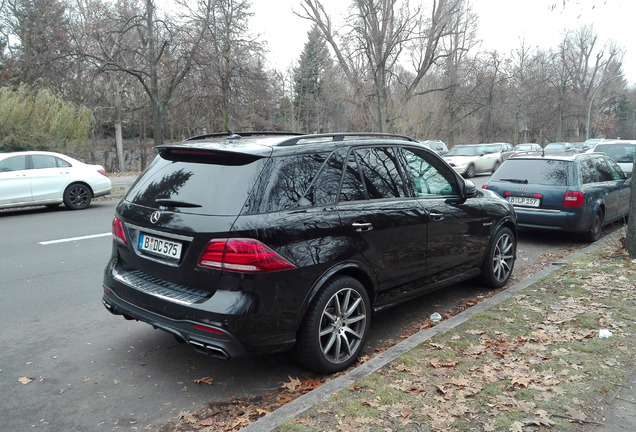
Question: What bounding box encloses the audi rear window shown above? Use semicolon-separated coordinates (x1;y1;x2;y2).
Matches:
491;159;572;186
126;153;268;215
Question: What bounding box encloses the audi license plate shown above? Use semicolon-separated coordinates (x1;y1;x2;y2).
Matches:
508;196;540;207
138;234;182;259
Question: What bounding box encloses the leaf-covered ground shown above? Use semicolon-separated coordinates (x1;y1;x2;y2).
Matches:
158;236;634;432
278;238;635;432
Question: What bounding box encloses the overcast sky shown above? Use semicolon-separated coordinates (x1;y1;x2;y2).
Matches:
250;0;636;85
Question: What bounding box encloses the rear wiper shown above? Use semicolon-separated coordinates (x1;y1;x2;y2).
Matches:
155;198;202;208
500;178;528;184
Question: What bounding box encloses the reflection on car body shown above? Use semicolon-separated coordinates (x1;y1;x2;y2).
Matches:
443;142;513;178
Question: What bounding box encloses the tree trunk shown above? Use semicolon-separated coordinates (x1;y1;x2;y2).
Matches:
626;165;636;258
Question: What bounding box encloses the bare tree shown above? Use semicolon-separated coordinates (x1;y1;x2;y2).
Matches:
299;0;469;132
73;0;213;145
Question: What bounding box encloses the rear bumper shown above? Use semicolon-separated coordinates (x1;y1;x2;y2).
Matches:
102;287;248;359
101;258;299;358
514;207;591;233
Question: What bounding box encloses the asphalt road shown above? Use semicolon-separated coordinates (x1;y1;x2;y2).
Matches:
0;180;593;431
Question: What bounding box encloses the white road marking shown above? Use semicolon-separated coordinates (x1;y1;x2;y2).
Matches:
39;233;112;245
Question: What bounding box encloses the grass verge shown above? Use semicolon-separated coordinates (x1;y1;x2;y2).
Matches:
277;238;635;432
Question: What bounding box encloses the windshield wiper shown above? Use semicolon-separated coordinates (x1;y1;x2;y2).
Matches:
155;198;202;208
500;178;528;184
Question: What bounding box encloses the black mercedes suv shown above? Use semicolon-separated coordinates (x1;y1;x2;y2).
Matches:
102;132;517;373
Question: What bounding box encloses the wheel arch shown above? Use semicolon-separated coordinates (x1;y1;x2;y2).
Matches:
65;181;95;197
296;262;376;329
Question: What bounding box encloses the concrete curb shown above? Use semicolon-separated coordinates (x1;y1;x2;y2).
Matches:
240;232;622;432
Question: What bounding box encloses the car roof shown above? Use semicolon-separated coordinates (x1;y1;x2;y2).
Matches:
156;131;423;158
508;152;606;162
0;150;72;159
594;139;636;146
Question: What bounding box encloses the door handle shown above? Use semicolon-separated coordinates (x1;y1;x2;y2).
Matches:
429;211;444;221
352;222;373;232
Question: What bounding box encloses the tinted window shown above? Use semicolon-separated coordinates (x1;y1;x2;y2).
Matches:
32;155;71;169
301;151;344;207
127;154;268;216
249;153;330;213
352;147;408;199
402;147;459;196
606;158;626;180
594;157;614;182
339;152;368;202
0;155;27;172
492;159;572;186
578;158;597;184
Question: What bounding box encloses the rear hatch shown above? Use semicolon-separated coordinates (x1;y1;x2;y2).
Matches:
111;144;273;301
486;158;574;210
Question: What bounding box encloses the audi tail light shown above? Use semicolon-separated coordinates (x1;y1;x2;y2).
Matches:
563;191;584;207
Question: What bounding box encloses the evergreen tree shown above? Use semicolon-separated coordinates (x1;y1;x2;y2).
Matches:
293;25;330;133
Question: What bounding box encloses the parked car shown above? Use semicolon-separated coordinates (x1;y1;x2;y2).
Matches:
590;139;635;177
483;152;630;242
570;142;592;153
102;131;518;373
444;143;513;178
502;143;543;161
0;151;111;210
513;143;542;152
420;139;449;155
584;138;606;149
543;142;575;154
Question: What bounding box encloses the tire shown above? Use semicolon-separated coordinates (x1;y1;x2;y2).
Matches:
464;164;475;178
63;183;92;210
492;161;501;173
480;226;515;288
292;276;371;374
582;209;604;243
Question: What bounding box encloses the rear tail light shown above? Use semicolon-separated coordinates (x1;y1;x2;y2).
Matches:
481;185;488;189
112;215;128;245
198;238;297;273
563;191;584;207
98;169;108;177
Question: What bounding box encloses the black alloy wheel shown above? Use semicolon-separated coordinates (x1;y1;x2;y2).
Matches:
63;183;92;210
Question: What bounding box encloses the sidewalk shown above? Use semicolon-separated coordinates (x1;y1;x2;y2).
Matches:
239;233;636;432
109;173;139;195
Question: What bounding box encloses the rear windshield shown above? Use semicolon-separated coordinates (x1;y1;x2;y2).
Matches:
126;153;268;215
491;159;572;186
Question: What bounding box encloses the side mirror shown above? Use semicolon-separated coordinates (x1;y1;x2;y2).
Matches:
464;180;477;198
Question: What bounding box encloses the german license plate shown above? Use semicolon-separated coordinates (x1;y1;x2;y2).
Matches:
508;196;540;207
138;234;182;259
